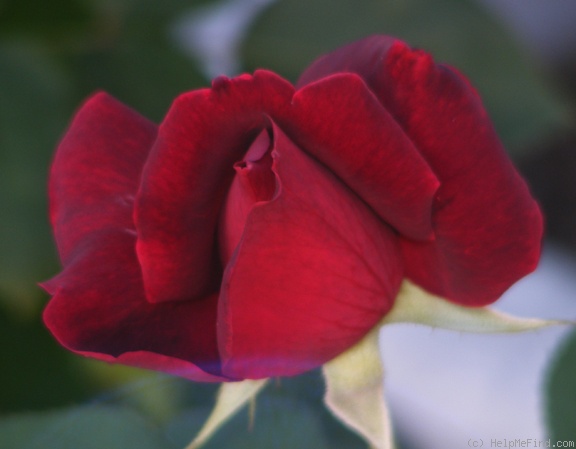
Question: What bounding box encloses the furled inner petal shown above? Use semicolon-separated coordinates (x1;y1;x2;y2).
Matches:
134;71;294;304
219;129;277;266
217;122;404;379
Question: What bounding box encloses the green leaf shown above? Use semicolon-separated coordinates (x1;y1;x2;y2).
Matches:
242;0;569;150
0;43;73;312
546;328;576;440
0;405;174;449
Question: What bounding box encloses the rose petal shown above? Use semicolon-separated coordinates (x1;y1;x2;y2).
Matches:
135;71;294;303
289;73;439;240
42;92;225;380
218;130;276;266
299;36;543;305
297;35;399;89
43;234;227;381
46;92;156;264
218;122;403;379
380;43;543;305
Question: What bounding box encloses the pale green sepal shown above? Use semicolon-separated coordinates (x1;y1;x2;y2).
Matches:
184;378;269;449
381;280;565;333
322;327;395;449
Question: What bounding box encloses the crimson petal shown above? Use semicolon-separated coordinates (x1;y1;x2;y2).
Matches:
135;71;294;304
218;130;276;265
44;235;227;381
46;92;156;264
42;93;225;381
381;43;543;305
299;36;543;305
218;122;403;379
289;73;439;240
297;35;399;89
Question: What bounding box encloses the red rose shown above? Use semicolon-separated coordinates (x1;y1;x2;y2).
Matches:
42;35;543;381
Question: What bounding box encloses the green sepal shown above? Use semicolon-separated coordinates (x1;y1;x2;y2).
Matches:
382;280;566;332
322;328;394;449
320;279;565;449
184;379;269;449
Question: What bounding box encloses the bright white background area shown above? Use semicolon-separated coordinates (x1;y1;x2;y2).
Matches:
382;244;576;448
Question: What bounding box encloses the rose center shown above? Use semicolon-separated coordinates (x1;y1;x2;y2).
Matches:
218;129;277;266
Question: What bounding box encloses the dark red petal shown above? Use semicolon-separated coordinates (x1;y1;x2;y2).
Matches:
218;123;403;379
43;234;227;382
297;35;399;89
43;93;225;380
289;73;439;240
218;130;276;265
47;92;157;264
381;43;543;305
135;71;294;304
299;36;543;305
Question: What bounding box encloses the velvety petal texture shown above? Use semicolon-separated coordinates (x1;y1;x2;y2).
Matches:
287;73;439;241
45;92;156;265
43;35;543;381
134;71;293;304
43;93;227;381
298;35;543;306
218;123;403;378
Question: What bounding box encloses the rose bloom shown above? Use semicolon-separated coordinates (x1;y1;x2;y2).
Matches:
42;35;542;381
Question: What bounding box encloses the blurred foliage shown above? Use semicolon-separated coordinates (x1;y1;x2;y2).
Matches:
167;371;366;449
0;0;210;311
546;328;576;441
519;132;576;251
0;43;71;315
0;370;371;449
0;0;218;40
242;0;571;152
0;405;174;449
0;298;100;412
0;0;95;39
0;0;213;420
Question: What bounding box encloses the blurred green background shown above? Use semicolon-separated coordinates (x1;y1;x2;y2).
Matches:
1;0;576;447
